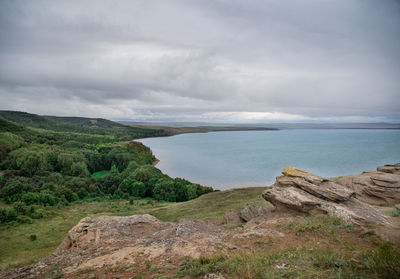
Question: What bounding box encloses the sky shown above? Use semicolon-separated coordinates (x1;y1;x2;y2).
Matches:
0;0;399;123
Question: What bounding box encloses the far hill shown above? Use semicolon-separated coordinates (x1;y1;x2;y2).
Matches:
0;111;170;140
45;115;127;129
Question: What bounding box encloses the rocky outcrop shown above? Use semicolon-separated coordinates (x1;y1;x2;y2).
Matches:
262;165;400;241
336;163;400;205
3;215;226;279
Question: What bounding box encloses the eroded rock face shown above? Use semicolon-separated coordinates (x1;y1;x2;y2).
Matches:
336;164;400;206
262;166;400;241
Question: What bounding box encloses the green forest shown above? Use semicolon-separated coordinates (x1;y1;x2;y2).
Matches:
0;111;213;225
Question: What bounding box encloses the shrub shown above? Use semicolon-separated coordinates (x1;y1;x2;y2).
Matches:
29;234;37;241
13;201;27;214
55;186;78;202
30;208;47;219
16;215;33;224
0;208;17;223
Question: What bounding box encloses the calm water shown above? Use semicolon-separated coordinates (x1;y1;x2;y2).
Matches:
141;129;400;190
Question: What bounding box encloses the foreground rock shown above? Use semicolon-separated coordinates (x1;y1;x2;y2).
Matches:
262;165;400;242
4;212;290;279
4;215;227;278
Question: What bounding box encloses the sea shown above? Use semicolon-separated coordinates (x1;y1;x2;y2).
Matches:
141;129;400;190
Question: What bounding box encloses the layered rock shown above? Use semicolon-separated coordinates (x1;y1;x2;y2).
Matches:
262;166;400;241
336;164;400;205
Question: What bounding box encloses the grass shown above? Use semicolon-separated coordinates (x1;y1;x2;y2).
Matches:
176;232;400;279
149;187;267;222
280;216;358;236
0;187;266;271
91;170;111;178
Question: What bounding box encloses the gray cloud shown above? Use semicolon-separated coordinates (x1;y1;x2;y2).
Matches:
0;0;399;122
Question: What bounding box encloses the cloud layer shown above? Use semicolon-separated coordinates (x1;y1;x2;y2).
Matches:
0;0;399;122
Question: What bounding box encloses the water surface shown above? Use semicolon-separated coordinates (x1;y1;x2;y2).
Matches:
141;129;400;190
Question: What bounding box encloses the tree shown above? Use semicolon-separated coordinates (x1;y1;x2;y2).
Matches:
186;184;199;200
70;162;90;177
131;181;146;198
153;178;176;202
173;178;189;202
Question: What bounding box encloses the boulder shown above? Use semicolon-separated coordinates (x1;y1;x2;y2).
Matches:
224;204;271;224
224;211;244;224
239;204;265;222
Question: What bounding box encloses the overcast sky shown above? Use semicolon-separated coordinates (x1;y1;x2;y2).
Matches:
0;0;399;123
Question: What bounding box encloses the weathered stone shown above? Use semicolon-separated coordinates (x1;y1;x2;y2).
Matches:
262;165;399;240
262;186;322;213
377;163;400;174
224;211;243;224
239;204;260;222
336;166;400;205
277;167;355;202
224;204;271;224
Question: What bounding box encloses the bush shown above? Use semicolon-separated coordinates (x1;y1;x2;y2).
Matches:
0;208;17;223
29;234;37;241
16;215;33;224
30;208;47;219
13;201;27;214
55;186;78;202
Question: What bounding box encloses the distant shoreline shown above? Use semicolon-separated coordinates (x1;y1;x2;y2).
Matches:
132;125;279;137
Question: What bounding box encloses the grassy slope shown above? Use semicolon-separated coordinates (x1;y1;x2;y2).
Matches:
0;187;267;271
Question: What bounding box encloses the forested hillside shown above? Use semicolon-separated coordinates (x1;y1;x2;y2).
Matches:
0;111;213;225
0;111;170;140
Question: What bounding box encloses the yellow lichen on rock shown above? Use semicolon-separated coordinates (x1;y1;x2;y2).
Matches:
282;166;307;176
